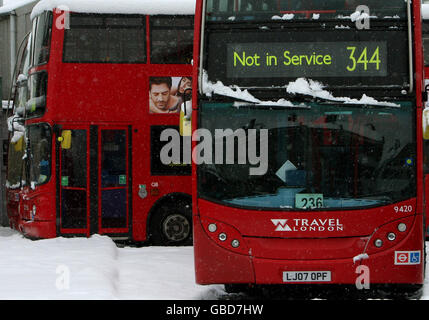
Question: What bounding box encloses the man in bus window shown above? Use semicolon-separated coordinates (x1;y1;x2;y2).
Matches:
149;77;180;114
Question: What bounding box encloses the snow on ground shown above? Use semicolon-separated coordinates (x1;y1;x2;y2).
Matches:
0;227;224;300
0;226;428;300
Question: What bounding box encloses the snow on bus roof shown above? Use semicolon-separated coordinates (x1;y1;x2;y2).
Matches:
0;0;36;16
31;0;195;20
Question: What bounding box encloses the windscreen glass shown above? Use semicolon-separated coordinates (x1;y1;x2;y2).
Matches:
198;101;416;210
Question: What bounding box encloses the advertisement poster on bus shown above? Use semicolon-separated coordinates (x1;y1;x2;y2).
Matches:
149;76;192;114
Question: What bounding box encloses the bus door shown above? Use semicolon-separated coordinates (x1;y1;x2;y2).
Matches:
97;127;130;236
58;127;90;236
58;126;130;237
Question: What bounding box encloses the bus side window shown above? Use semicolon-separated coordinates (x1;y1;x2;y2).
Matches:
33;11;53;66
26;71;48;117
150;15;194;64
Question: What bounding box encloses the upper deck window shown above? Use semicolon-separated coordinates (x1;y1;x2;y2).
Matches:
63;14;146;63
150;15;194;64
206;0;407;21
31;11;52;66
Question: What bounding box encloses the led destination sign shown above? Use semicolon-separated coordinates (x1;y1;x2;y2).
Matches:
206;29;408;89
227;42;387;78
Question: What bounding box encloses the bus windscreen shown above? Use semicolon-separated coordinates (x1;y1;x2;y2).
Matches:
198;101;416;210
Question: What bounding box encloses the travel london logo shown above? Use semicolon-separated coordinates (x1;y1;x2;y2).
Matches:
271;218;344;232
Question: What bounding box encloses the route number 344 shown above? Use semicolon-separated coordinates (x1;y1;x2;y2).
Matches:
346;46;381;72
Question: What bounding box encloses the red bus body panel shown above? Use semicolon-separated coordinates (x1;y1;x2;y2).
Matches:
192;1;426;287
194;200;424;285
8;10;192;242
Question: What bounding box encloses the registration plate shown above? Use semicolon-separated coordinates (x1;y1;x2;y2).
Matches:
283;271;331;283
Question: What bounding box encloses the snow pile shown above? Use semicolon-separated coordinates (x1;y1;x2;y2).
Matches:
202;71;293;107
286;78;400;107
272;13;294;20
31;0;195;19
202;72;399;108
0;227;428;299
350;10;370;22
352;253;369;264
202;71;260;104
7;114;25;143
0;231;118;299
337;9;378;21
0;228;224;300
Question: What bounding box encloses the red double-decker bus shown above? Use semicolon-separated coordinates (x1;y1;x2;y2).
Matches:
192;0;426;297
6;0;195;245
